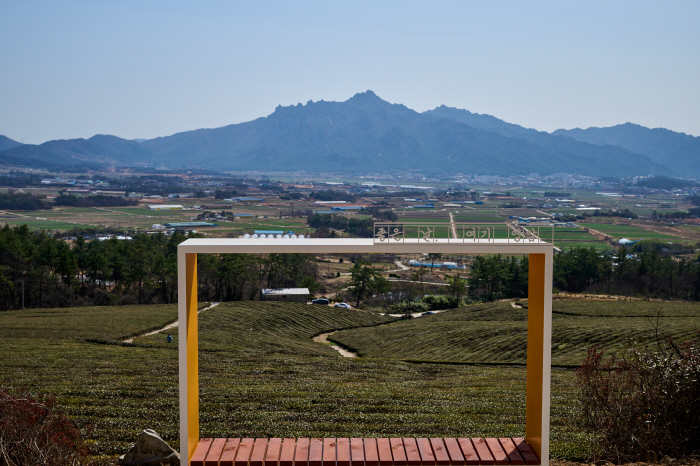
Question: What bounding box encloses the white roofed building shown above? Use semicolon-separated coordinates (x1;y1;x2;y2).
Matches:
148;205;184;210
260;288;310;303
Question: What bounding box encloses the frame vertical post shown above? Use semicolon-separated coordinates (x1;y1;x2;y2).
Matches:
526;251;552;465
178;251;198;465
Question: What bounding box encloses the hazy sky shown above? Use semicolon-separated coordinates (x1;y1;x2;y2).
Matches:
1;1;699;144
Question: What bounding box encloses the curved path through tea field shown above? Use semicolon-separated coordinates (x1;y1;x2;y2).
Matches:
313;330;358;358
122;302;221;343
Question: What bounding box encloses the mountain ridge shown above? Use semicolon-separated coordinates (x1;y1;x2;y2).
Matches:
552;123;700;177
137;90;670;176
0;135;22;152
0;91;691;177
0;134;155;170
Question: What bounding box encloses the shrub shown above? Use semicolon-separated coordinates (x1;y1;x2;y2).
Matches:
0;389;88;466
576;331;700;462
421;295;461;310
389;301;431;314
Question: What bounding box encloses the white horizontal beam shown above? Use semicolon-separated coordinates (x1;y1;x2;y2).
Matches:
177;238;550;255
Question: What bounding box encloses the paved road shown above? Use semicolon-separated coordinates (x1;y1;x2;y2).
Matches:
394;260;409;270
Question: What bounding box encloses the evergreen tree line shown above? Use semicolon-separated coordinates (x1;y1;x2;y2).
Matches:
54;194;137;208
469;248;700;301
0;225;318;311
468;255;529;301
1;223;699;310
0;192;51;210
306;214;374;237
555;246;700;300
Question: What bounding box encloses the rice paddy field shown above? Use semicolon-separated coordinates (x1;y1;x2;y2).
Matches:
578;222;679;240
395;211;451;220
3;190;697;246
549;228;613;251
0;204;315;236
2;205;199;230
453;211;506;222
0;217;101;230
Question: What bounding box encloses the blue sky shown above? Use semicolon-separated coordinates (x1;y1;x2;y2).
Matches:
1;1;699;144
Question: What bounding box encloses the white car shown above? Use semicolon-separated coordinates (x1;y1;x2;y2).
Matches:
333;302;352;309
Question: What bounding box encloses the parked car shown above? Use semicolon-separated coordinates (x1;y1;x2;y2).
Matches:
333;302;352;309
312;298;329;305
421;311;437;316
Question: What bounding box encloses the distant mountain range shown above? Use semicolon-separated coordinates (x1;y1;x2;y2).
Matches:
0;135;22;152
552;123;700;179
1;91;698;178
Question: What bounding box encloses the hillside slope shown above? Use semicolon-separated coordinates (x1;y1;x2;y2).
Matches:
138;301;396;356
0;134;155;170
0;135;22;152
331;301;700;365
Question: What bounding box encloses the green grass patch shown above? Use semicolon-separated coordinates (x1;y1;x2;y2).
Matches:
579;222;677;239
0;218;99;230
556;241;614;251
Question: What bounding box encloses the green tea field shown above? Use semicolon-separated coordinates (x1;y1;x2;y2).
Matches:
5;299;698;462
331;301;700;366
0;301;592;462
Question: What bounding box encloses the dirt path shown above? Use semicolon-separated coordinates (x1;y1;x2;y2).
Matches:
585;226;613;242
394;260;409;270
383;309;447;318
94;207;154;218
121;302;221;343
449;212;457;238
313;331;357;357
0;209;102;228
387;278;450;286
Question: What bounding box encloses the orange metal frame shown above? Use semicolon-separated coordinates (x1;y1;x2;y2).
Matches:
177;239;552;466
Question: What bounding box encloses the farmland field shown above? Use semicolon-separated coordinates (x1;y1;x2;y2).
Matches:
578;222;678;240
137;302;396;355
0;218;101;230
453;212;505;222
0;204;316;234
549;229;614;250
550;227;613;251
551;299;700;317
0;304;181;341
331;301;700;366
551;228;591;240
555;241;614;251
0;301;590;461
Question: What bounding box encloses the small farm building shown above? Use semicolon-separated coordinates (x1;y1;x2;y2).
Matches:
261;288;310;302
148;205;184;210
164;222;217;229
